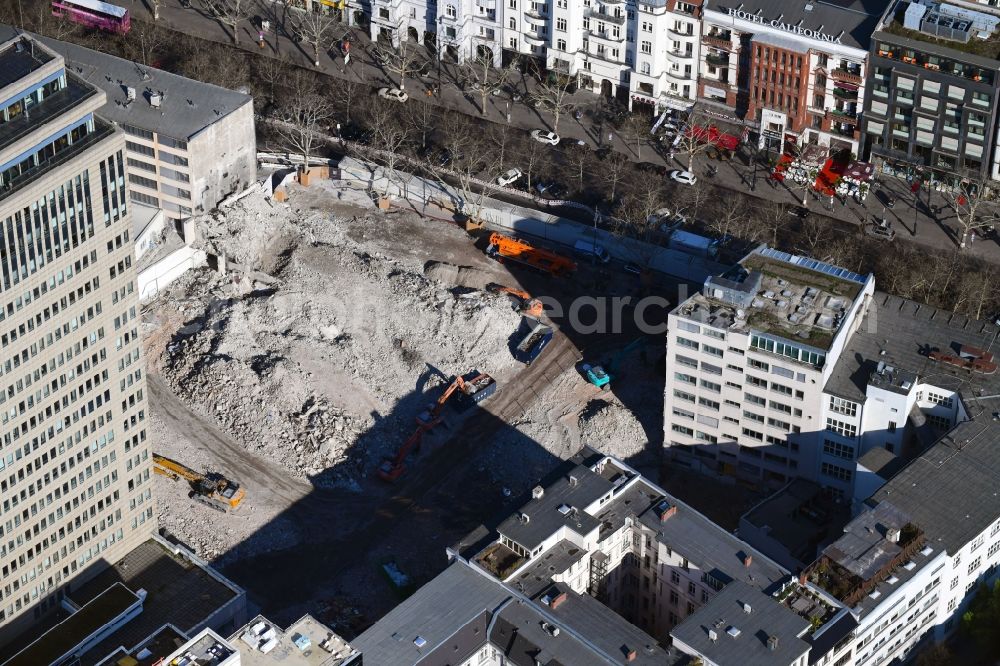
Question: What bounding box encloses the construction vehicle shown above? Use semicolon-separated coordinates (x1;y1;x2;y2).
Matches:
153;454;245;512
581;338;644;390
486;283;544;318
485;233;577;277
416;372;497;428
380;371;497;482
515;321;554;365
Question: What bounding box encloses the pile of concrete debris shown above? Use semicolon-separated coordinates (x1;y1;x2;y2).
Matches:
153;188;521;487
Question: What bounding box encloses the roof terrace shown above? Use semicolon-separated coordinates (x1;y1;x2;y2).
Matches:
0;36;56;90
878;0;1000;64
680;247;868;355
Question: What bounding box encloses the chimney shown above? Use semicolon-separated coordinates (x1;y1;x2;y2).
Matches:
532;485;544;499
625;648;637;662
743;554;753;568
767;635;779;651
798;572;808;585
549;591;568;609
886;527;900;543
656;500;677;522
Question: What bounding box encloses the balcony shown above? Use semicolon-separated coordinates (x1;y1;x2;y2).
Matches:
706;53;728;67
826;108;858;122
523;31;547;46
702;33;732;50
669;49;694;59
831;67;863;85
585;7;626;24
587;28;625;44
832;86;858;100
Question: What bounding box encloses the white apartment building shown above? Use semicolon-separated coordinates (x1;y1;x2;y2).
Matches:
664;247;876;496
369;0;704;111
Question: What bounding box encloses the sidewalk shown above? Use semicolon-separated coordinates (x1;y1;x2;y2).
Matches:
130;0;1000;263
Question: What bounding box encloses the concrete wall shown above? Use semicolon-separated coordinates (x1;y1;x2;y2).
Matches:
189;100;257;215
138;245;207;300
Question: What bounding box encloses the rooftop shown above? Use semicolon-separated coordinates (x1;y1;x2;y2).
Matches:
496;463;613;552
679;247;869;356
824;292;1000;402
4;583;140;666
707;0;885;51
878;0;1000;63
69;538;242;665
740;480;850;570
161;629;238;666
857;447;905;478
231;615;358;666
0;25;252;142
0;34;55;90
671;580;810;666
103;623;189;666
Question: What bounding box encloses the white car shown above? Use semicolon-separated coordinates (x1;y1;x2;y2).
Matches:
496;168;523;187
530;129;560;146
648;207;687;230
378;87;409;103
669;170;697;186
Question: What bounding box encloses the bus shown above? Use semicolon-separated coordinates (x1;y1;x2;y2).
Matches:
51;0;130;34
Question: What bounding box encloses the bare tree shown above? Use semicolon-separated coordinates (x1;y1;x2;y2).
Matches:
253;54;293;108
617;178;665;243
621;114;651;161
371;33;424;91
755;200;791;246
297;8;339;67
176;37;250;89
273;75;335;168
213;0;251;45
405;98;437;151
673;111;718;172
463;55;520;117
332;79;367;124
528;75;575;133
604;152;630;205
488;121;513;171
949;181;1000;250
520;134;554;192
429;114;493;219
125;21;172;66
368;103;412;198
706;195;752;241
565;144;596;195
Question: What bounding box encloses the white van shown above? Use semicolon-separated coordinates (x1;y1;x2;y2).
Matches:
573;239;611;263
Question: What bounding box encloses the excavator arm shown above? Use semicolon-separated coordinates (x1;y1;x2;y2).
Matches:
153;454;203;483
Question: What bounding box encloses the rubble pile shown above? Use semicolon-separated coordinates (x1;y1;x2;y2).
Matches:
578;398;649;460
154;190;521;487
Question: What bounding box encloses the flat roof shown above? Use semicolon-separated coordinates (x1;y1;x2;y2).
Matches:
857;447;904;478
671;580;810;666
824;292;1000;401
509;539;588;598
680;247;868;354
232;615;357;666
0;35;56;90
0;26;251;141
5;583;140;666
707;0;884;51
877;0;1000;62
70;538;241;665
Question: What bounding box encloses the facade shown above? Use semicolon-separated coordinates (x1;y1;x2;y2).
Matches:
0;26;257;224
0;34;155;639
368;0;705;110
699;0;880;153
862;0;1000;188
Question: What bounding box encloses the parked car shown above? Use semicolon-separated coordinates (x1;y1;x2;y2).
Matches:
378;87;409;103
867;216;896;241
669;170;697;186
875;189;896;208
637;162;668;177
648;207;687;230
535;180;568;198
573;239;611;263
530;129;561;146
496;168;523;187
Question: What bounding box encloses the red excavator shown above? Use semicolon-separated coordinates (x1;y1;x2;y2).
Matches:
485;283;544;319
378;371;497;482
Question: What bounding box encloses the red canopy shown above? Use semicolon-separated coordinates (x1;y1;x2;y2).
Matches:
688;124;741;151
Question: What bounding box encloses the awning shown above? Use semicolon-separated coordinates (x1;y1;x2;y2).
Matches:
843;160;875;182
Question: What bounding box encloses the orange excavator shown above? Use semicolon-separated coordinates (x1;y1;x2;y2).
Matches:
486;233;577;277
486;283;544;318
379;372;497;482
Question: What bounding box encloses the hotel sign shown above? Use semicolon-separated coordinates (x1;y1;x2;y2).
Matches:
726;7;843;44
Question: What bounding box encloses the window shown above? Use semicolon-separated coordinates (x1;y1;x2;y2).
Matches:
969;557;982;575
743;411;764;423
742;428;763;441
677;337;699;350
700;380;721;393
641;41;652;55
701;362;723;376
125;141;155;157
821;462;852;482
557;39;566;50
675;372;696;385
127;157;156;173
642;21;652;32
672;424;694;436
746;375;767;388
829;396;857;417
158;135;188;150
699;397;720;411
674;389;695;402
926;392;954;408
704;344;723;357
123;125;154;140
823;439;855;460
130;191;159;206
749;358;769;371
128;174;157;190
160;166;189;183
678;321;700;333
556;17;566;31
745;393;766;407
641;62;651;75
826;418;856;438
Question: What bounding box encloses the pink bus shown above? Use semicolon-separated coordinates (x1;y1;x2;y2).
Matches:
52;0;131;34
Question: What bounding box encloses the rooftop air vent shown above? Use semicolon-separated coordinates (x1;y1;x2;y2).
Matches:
767;635;779;651
413;636;427;649
742;602;752;614
726;626;741;639
532;486;544;499
149;92;162;108
557;504;572;516
708;629;718;642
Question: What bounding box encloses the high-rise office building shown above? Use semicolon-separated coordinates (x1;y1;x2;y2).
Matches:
0;34;154;640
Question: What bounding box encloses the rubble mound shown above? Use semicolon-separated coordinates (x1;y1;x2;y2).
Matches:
578;399;648;459
423;260;496;291
156;192;522;486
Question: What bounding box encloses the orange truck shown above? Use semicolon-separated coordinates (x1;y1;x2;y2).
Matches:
486;233;577;277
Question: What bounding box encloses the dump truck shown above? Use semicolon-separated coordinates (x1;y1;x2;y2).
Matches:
153;454;245;512
515;321;554;365
486;282;544;318
486;233;577;277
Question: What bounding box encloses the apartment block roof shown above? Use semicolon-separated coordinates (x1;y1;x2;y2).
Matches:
0;34;56;90
705;0;884;51
671;580;810;666
497;463;612;552
824;291;1000;401
0;25;251;142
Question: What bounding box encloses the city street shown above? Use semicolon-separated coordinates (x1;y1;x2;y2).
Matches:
127;0;1000;263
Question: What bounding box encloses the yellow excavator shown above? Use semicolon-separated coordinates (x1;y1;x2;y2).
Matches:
153;454;245;512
